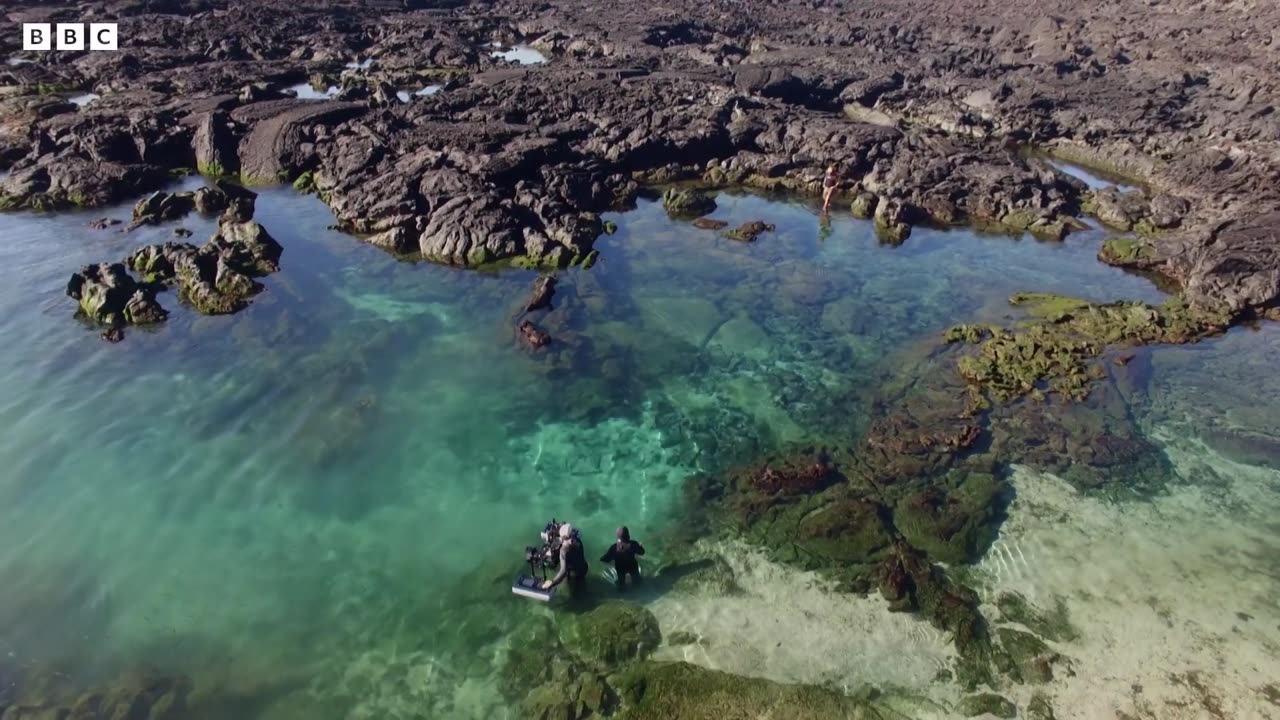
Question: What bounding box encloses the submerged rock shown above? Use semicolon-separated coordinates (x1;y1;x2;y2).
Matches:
722;220;775;242
518;319;551;349
66;262;167;328
958;693;1016;718
525;274;556;312
561;601;661;664
661;187;716;218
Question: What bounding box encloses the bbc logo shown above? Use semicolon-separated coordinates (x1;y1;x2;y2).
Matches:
22;23;118;51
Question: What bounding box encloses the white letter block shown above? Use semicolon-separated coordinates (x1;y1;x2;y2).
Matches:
56;23;84;51
23;23;52;51
89;23;119;51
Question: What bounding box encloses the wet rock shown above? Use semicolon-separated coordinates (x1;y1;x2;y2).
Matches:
173;227;192;238
66;262;165;327
995;627;1060;684
722;220;775;242
850;191;878;219
1027;692;1057;720
101;327;124;342
995;591;1078;642
131;190;196;226
519;319;551;349
561;601;661;664
193;109;238;177
873;198;912;244
893;470;1004;565
88;217;120;230
691;217;728;230
661;187;716;218
525;274;556;312
958;693;1016;718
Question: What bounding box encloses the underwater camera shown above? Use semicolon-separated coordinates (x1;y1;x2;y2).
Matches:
512;519;564;601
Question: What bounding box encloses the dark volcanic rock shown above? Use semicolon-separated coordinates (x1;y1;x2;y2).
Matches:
526;275;557;312
722;220;775;242
662;187;717;218
66;262;167;327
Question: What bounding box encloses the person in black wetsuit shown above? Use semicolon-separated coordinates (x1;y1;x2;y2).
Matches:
542;523;588;595
600;526;645;590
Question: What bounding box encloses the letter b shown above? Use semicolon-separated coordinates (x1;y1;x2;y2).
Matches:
56;23;85;50
23;23;52;51
89;23;118;51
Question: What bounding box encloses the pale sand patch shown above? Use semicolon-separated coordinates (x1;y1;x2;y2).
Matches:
974;431;1280;719
647;540;957;709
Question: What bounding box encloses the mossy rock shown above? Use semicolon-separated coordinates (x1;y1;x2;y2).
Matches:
850;192;878;219
944;324;994;344
893;470;1004;565
562;601;661;665
523;672;617;720
661;187;716;218
1098;236;1154;265
611;661;883;719
292;170;317;195
995;592;1078;642
958;693;1016;718
603;220;618;235
995;627;1056;684
1027;692;1056;720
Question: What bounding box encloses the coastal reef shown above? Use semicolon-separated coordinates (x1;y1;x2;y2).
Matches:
0;0;1275;319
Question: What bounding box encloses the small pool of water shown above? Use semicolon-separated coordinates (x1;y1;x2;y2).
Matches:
6;56;33;66
343;58;373;72
1050;159;1137;192
287;83;339;100
0;185;1275;718
396;84;442;103
491;44;548;65
67;92;100;107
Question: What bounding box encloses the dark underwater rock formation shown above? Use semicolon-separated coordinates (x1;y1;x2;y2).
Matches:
525;274;557;312
661;187;717;218
722;220;774;242
68;185;282;336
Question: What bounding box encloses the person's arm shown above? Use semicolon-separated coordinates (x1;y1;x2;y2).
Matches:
634;541;645;556
545;542;571;588
601;544;616;563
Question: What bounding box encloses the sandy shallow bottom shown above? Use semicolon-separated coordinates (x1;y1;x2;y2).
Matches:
635;429;1280;720
972;433;1280;719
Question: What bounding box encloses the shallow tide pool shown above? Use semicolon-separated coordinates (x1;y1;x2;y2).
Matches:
0;185;1276;718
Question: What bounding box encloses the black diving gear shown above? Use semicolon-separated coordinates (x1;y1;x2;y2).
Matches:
600;526;645;588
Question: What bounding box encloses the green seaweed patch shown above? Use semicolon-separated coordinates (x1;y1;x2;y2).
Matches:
561;601;661;666
994;627;1058;684
958;693;1016;718
1098;236;1155;265
995;591;1079;643
951;293;1229;403
603;220;618;235
197;161;227;178
893;470;1005;565
944;324;996;344
610;661;886;719
292;170;317;195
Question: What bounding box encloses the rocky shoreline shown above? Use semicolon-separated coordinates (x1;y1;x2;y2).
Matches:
2;0;1279;717
1;0;1277;318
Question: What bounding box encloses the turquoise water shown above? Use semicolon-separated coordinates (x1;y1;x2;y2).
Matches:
0;184;1275;718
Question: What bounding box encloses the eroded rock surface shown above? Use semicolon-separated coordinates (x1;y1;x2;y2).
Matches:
0;0;1275;312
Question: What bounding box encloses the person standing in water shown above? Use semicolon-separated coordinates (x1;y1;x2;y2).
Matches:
542;523;588;595
600;526;646;590
821;164;840;212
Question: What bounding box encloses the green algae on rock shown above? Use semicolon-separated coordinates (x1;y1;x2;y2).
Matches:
995;591;1079;643
562;601;662;665
994;626;1060;684
661;187;716;218
610;661;890;719
893;470;1005;565
946;292;1229;404
958;692;1017;718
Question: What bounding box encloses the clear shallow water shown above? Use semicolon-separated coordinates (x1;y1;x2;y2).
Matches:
287;83;339;100
491;44;548;65
67;93;100;107
1049;159;1137;192
396;85;442;103
0;186;1276;718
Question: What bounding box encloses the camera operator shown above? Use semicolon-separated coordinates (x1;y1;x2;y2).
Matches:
542;523;588;594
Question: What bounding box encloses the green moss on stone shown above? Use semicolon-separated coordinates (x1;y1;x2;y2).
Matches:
1027;692;1057;720
603;220;618;235
1098;236;1154;265
893;470;1004;565
996;627;1056;683
996;592;1078;643
562;601;661;665
292;171;317;195
958;693;1016;718
944;324;994;344
581;250;599;270
197;161;227;178
611;661;883;719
